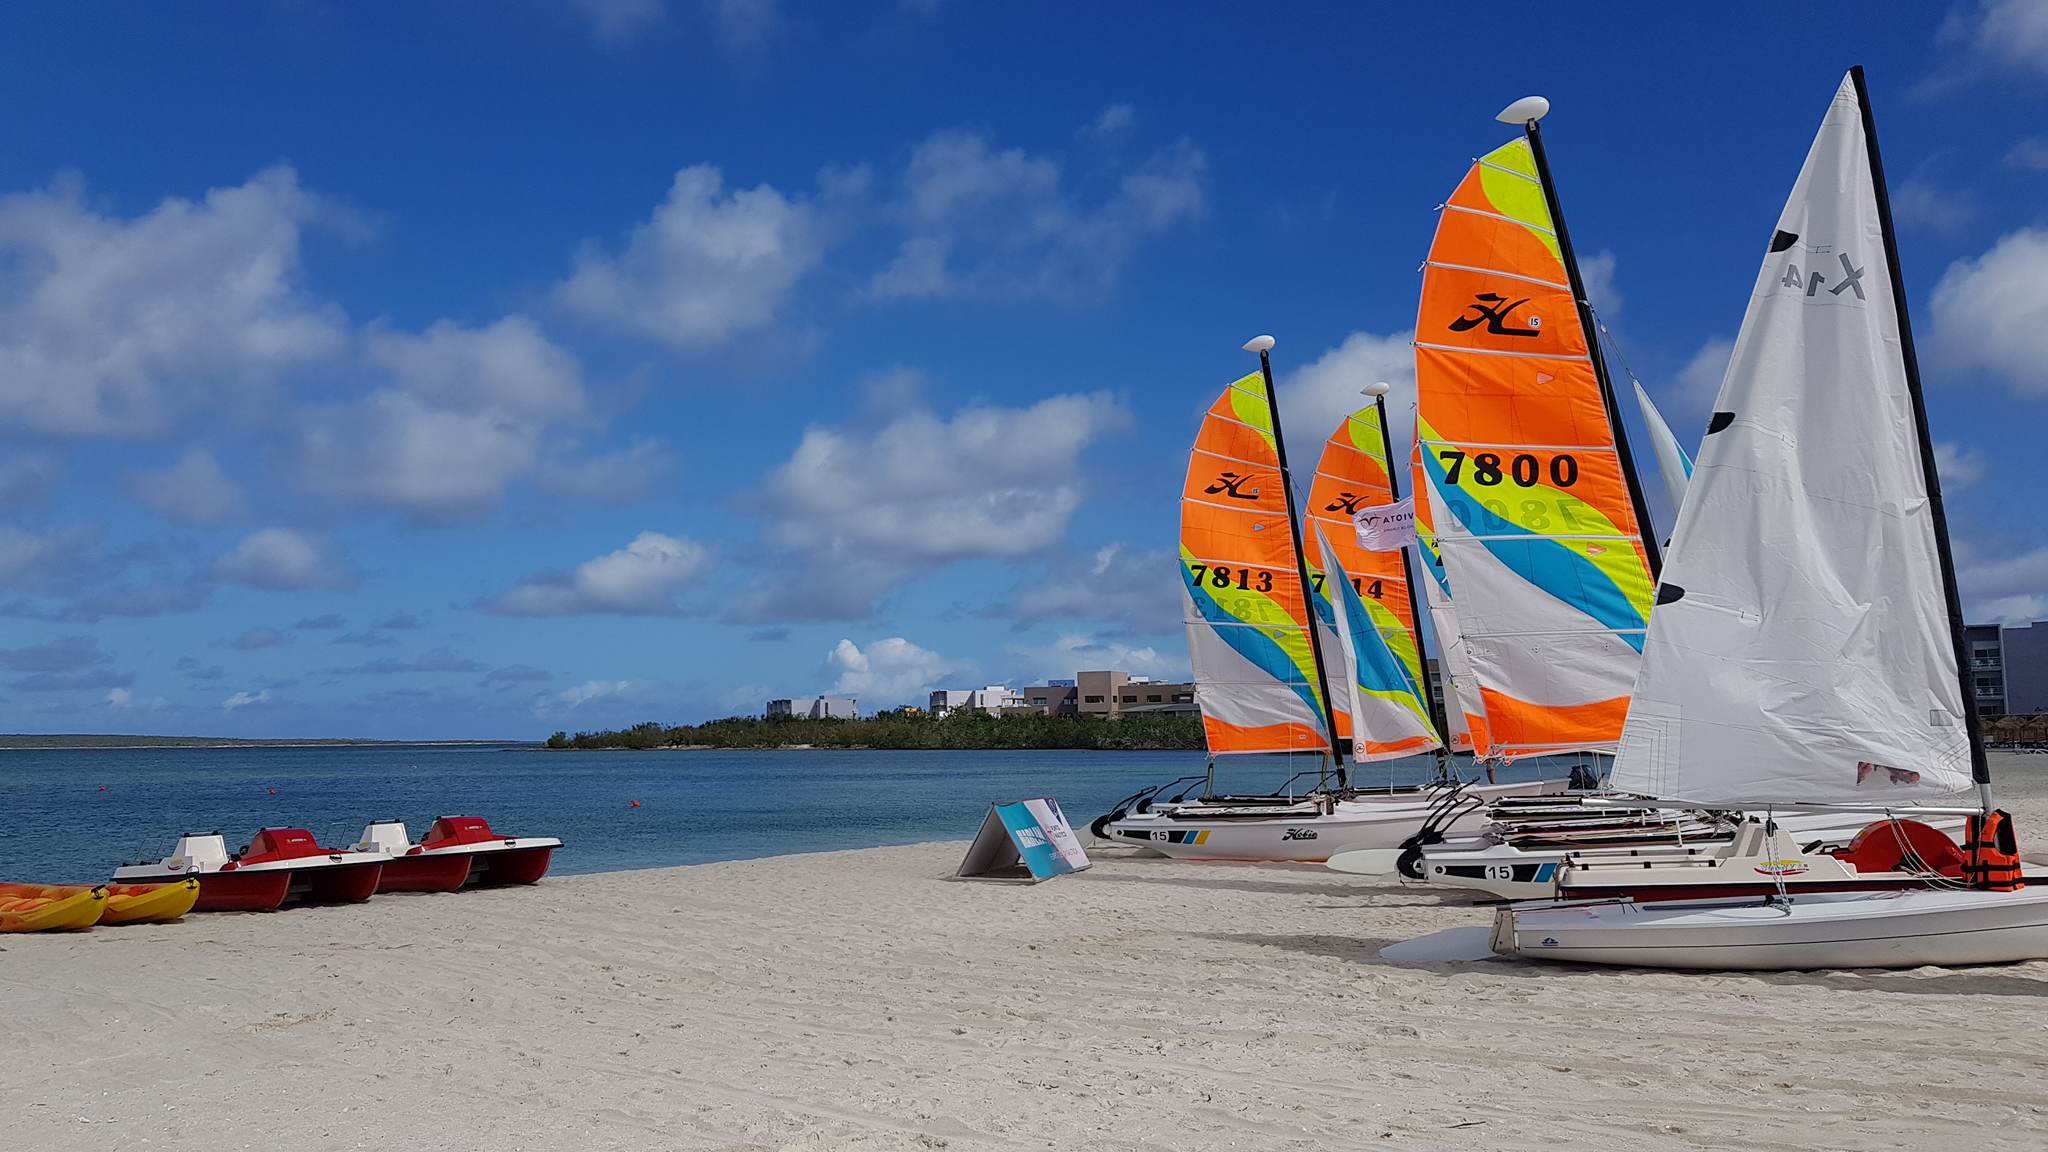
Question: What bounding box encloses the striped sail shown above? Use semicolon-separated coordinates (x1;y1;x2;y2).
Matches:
1413;138;1656;758
1413;441;1491;757
1633;379;1694;521
1306;403;1435;757
1313;524;1440;760
1181;371;1329;755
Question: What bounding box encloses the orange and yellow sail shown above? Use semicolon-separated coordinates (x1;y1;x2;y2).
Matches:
1412;442;1492;757
1180;371;1330;755
1307;404;1438;760
1412;137;1656;757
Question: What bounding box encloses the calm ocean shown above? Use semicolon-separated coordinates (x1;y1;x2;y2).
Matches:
1;744;1566;883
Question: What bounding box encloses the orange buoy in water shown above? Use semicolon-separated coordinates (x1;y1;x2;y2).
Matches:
629;799;641;809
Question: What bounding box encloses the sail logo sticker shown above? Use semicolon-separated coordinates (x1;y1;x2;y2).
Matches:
1753;859;1810;877
1324;491;1366;514
1778;250;1866;301
1204;471;1263;500
1282;828;1319;841
1448;292;1541;337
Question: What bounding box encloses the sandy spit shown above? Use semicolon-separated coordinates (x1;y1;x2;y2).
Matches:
6;777;2048;1151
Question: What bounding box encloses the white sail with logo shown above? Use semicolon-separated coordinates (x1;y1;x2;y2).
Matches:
1609;72;1974;806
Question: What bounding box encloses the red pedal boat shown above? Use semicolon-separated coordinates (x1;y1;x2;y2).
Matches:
353;816;561;892
113;829;390;911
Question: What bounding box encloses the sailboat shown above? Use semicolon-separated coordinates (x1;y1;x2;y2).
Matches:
1096;341;1554;862
1493;68;2048;969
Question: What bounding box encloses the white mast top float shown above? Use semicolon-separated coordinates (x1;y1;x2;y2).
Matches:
1242;334;1276;353
1495;96;1550;125
1363;381;1392;397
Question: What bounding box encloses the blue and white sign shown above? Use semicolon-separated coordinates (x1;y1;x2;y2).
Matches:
955;796;1092;882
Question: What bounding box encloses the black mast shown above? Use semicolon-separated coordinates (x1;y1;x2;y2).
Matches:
1849;65;1991;804
1520;115;1665;579
1249;338;1346;780
1369;389;1448;751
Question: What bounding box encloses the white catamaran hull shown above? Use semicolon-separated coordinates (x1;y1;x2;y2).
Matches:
1492;887;2048;970
1427;811;1934;901
1101;779;1563;862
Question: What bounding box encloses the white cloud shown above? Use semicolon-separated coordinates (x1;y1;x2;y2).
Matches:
991;543;1182;634
1667;335;1736;432
739;391;1128;619
1891;179;1976;233
1934;440;1986;489
1577;249;1621;315
1930;228;2048;393
124;448;246;525
1082;103;1138;140
106;686;166;710
223;688;271;711
0;451;59;507
538;438;675;502
540;679;634;711
228;626;292;651
557;165;823;349
826;636;959;705
1003;632;1188;686
1944;1;2048;76
573;0;664;41
0;166;346;437
863;130;1205;300
2008;137;2048;170
299;315;589;521
484;531;711;616
1958;542;2048;622
213;528;355;591
1282;330;1417;464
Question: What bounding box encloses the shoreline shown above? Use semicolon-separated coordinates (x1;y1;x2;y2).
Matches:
8;837;2047;1151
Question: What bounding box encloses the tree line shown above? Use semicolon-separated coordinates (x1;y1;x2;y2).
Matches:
543;709;1204;751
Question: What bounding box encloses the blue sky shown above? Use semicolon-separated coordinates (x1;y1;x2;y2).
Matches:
1;1;2045;739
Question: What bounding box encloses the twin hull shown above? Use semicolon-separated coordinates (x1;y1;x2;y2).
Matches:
1104;779;1559;862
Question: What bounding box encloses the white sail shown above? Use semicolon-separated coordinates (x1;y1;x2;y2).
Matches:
1413;444;1489;757
1314;525;1442;762
1632;379;1693;520
1609;72;1974;806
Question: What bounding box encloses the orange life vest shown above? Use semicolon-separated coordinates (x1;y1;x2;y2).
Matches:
1962;809;2022;892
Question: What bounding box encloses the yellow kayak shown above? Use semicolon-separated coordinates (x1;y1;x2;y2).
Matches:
0;885;106;932
0;880;197;926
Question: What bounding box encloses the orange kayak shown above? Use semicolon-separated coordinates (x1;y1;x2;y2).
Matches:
0;885;106;932
0;879;197;926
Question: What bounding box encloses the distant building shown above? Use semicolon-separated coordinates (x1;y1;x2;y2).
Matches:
765;695;858;720
1017;670;1196;716
928;687;1022;716
1968;624;2006;717
2005;621;2048;715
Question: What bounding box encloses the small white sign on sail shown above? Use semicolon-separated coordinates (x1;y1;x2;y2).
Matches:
1351;498;1415;551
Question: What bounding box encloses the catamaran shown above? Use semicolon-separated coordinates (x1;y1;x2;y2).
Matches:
1494;69;2048;969
1096;341;1556;862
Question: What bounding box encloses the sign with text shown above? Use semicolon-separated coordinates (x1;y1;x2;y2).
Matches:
954;797;1092;883
1353;497;1416;551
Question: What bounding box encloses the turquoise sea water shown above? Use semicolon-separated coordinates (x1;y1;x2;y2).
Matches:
0;744;1565;883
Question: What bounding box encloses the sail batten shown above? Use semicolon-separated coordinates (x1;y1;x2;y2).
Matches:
1607;71;1974;806
1412;135;1658;758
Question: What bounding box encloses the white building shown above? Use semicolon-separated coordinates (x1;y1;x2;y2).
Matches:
928;686;1022;716
765;695;859;720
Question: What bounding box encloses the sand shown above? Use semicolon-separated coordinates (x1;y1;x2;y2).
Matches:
7;762;2048;1151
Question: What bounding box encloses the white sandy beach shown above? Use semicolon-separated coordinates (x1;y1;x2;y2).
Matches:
8;761;2048;1152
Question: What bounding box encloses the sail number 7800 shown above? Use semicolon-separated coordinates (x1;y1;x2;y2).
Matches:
1438;450;1578;488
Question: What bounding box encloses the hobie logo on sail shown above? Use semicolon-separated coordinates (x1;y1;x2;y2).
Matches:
1205;472;1262;500
1448;292;1541;337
